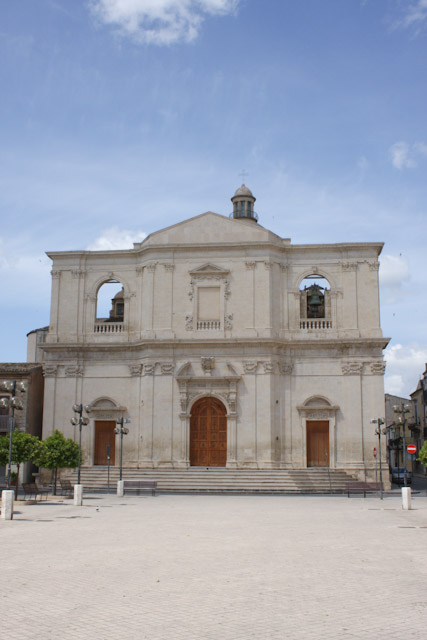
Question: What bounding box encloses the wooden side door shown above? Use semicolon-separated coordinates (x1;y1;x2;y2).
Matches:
190;397;227;467
94;420;116;465
307;420;329;467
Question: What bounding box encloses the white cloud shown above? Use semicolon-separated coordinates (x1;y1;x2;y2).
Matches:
389;141;417;169
399;0;427;29
86;226;147;250
89;0;239;45
379;254;409;289
384;343;427;397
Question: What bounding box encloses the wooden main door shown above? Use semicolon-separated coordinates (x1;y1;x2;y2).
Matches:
94;421;116;465
190;397;227;467
307;420;329;467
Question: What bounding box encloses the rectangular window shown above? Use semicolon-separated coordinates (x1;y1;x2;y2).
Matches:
198;287;220;321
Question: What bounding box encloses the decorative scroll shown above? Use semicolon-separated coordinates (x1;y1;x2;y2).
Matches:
279;360;293;375
224;313;233;329
342;262;358;272
65;365;84;377
129;364;143;376
185;314;193;330
243;361;258;374
370;362;386;375
201;357;215;374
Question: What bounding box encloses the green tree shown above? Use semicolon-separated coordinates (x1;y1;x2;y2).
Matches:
0;431;40;498
417;441;427;467
32;430;80;495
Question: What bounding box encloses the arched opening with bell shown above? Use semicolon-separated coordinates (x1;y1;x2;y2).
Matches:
299;275;332;328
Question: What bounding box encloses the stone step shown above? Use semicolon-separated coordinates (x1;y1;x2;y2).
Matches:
64;468;357;494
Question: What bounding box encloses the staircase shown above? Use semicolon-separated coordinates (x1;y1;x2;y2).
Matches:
65;467;357;494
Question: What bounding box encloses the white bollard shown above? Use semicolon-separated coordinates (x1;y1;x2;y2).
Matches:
73;484;83;506
117;480;124;497
1;490;14;520
402;486;411;510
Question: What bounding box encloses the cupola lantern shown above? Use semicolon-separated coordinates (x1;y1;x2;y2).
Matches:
231;184;258;222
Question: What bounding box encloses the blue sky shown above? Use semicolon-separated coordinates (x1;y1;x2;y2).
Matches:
1;0;427;396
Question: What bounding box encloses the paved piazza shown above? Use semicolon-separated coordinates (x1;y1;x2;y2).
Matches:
2;493;427;639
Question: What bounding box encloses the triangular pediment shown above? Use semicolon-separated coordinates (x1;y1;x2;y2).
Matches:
189;263;229;277
137;212;282;248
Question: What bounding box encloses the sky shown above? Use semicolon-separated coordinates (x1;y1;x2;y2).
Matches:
0;0;427;397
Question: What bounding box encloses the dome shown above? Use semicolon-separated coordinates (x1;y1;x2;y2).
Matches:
113;288;124;299
233;184;254;198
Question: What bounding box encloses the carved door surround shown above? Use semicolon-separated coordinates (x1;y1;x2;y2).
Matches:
176;361;240;468
297;396;339;469
84;397;128;466
187;264;231;333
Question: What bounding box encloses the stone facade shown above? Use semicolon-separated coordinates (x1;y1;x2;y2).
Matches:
41;187;389;481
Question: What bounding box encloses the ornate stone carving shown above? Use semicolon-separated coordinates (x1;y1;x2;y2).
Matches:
143;363;155;376
224;313;233;329
227;391;237;413
279;264;288;271
201;357;215;374
136;266;144;275
163;263;175;272
342;262;358;272
264;261;273;270
71;270;84;279
243;361;258;374
129;364;142;376
342;362;364;375
262;361;276;374
279;360;293;375
368;261;380;271
185;314;193;330
245;261;256;270
311;266;319;273
43;364;58;377
160;363;174;375
65;365;84;377
371;362;386;375
224;280;231;299
180;392;188;413
51;270;61;279
146;263;157;273
188;281;195;301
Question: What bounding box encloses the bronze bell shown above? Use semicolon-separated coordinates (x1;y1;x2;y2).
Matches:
308;289;322;306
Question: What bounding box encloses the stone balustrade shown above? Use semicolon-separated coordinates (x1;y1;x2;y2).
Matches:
197;320;221;330
300;320;333;329
94;322;126;334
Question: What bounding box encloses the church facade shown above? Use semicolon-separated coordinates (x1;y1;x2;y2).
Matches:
41;186;388;481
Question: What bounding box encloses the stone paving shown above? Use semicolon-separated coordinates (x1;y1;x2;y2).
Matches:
1;492;427;639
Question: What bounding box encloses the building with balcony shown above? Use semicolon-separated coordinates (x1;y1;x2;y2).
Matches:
40;185;388;481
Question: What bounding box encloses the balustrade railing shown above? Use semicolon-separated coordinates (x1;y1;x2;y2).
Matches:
300;320;333;330
94;322;126;334
197;320;221;330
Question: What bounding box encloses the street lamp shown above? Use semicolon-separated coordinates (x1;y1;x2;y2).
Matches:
71;404;90;485
115;417;130;481
0;380;27;490
393;403;411;487
370;417;386;499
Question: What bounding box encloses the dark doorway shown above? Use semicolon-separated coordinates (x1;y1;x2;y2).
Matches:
190;397;227;467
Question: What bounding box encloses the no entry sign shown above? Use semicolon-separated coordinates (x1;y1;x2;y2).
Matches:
407;444;417;454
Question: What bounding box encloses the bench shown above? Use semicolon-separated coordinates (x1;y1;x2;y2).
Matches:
346;482;381;497
59;479;73;495
123;480;157;496
22;483;49;501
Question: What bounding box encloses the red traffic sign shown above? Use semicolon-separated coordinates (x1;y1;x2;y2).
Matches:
373;448;377;459
407;444;417;454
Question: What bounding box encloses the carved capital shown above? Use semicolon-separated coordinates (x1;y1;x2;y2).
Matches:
129;364;143;377
342;362;364;375
143;363;155;376
245;261;256;270
65;365;84;377
368;261;380;271
51;270;61;279
243;361;258;374
71;270;84;279
43;364;58;377
163;263;175;272
342;262;358;272
279;360;293;375
146;263;157;273
262;361;276;374
264;261;273;270
160;363;174;375
370;362;386;375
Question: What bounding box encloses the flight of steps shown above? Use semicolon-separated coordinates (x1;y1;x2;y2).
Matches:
65;467;357;494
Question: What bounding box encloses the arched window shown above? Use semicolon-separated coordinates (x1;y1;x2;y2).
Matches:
96;281;124;323
299;275;332;328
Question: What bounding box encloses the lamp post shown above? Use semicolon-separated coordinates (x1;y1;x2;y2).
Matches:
371;417;386;499
71;404;90;485
115;417;130;481
0;380;27;490
393;403;411;487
